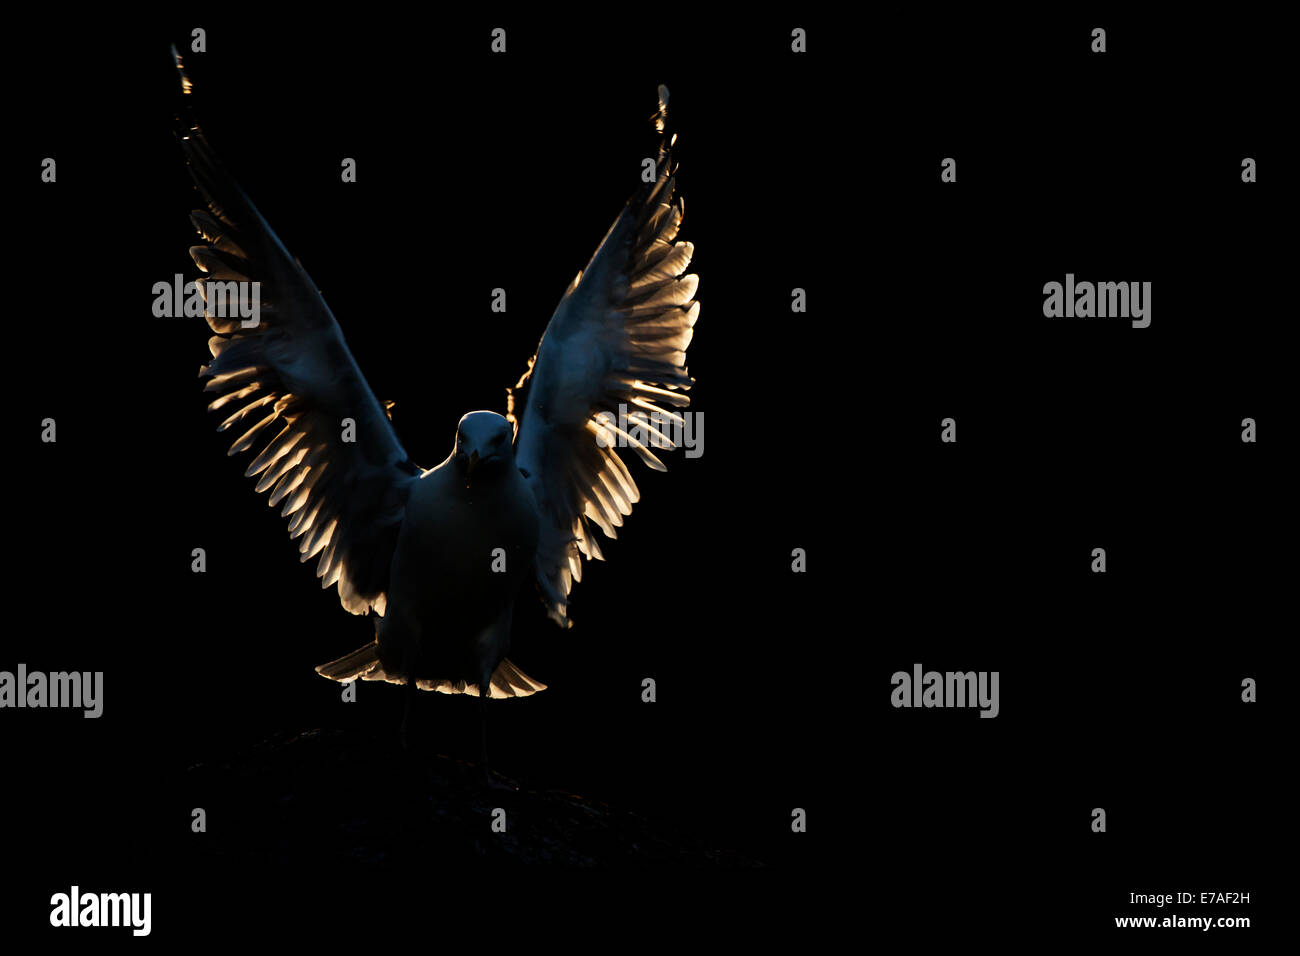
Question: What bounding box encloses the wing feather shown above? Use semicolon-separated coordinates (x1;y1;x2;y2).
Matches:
172;47;417;616
510;85;697;627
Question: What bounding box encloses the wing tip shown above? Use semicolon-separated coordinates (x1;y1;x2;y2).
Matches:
171;43;193;95
652;84;670;133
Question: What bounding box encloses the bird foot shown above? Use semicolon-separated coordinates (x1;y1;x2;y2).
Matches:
480;767;516;791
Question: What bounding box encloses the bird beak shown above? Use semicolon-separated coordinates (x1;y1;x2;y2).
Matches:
465;450;480;488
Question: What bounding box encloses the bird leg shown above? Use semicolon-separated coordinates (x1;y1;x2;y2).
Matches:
478;694;513;790
478;696;491;781
400;678;418;751
399;639;420;752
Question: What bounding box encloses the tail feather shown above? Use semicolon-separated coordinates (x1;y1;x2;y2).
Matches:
491;658;548;697
316;644;546;697
417;659;547;698
315;642;399;683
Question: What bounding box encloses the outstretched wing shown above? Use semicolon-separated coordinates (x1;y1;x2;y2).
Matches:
509;86;698;627
173;47;417;616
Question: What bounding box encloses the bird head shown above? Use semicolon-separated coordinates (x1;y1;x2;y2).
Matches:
454;411;515;489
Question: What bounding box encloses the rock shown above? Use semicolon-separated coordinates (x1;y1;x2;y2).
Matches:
184;728;761;867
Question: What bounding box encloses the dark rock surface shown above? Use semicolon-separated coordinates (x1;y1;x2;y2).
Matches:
184;728;761;867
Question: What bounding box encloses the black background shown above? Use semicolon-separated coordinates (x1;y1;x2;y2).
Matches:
8;8;1284;944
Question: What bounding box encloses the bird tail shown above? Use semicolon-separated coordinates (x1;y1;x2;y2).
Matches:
418;659;548;699
315;642;397;683
315;643;547;698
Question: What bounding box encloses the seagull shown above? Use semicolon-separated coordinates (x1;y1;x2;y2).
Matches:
171;50;698;779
